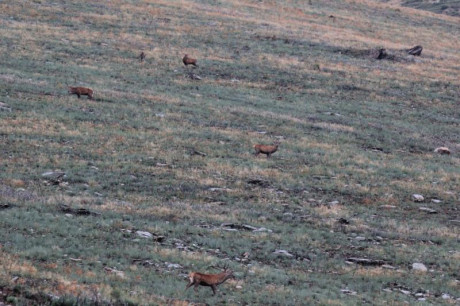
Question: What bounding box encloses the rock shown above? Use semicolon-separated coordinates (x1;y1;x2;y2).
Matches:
341;289;357;295
412;263;427;272
431;199;441;203
235;285;242;290
399;289;411;295
328;200;339;206
253;227;272;233
411;194;424;202
104;267;124;278
419;207;437;214
434;147;450;155
441;293;451;300
273;249;294;257
380;205;397;209
166;263;182;269
355;236;366;241
382;264;396;270
0;203;13;209
347;257;385;266
41;171;65;179
0;102;12;111
406;45;423;56
209;187;231;192
136;231;153;239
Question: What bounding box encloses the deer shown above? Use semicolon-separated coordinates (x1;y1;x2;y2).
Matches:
68;86;93;99
185;264;234;296
183;54;198;67
254;140;280;158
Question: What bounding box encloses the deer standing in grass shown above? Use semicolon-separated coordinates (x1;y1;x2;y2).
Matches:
254;140;280;158
68;86;93;100
185;265;234;296
183;54;198;67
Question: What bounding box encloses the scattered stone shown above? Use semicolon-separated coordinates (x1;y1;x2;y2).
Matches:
328;200;339;206
355;236;366;241
412;263;427;272
411;194;424;202
42;171;66;185
347;257;385;266
247;178;270;187
273;249;294;257
235;285;242;290
406;45;423;56
380;205;397;209
253;227;273;233
449;220;460;225
419;207;437;214
0;203;13;209
42;171;65;179
134;231;165;242
399;289;411;295
188;72;202;80
441;293;451;300
431;199;442;203
341;289;357;295
0;102;12;111
382;264;396;270
166;263;182;269
136;231;153;239
155;113;165;118
434;147;450;155
208;187;231;192
220;223;272;233
69;257;82;262
104;267;124;278
59;204;100;216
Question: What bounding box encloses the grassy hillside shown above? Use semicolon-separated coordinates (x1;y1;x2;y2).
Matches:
0;0;459;304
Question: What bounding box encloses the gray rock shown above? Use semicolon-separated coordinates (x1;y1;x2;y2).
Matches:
412;263;427;272
273;249;294;257
419;207;437;214
136;231;153;239
166;263;182;269
411;194;424;202
441;293;451;300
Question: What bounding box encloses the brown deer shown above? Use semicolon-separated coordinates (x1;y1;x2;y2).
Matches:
183;54;198;67
68;86;93;99
185;265;234;295
254;140;280;158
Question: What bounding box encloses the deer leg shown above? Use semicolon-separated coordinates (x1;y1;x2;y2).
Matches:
77;93;81;98
185;281;194;291
211;285;217;295
194;283;199;292
88;94;93;100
